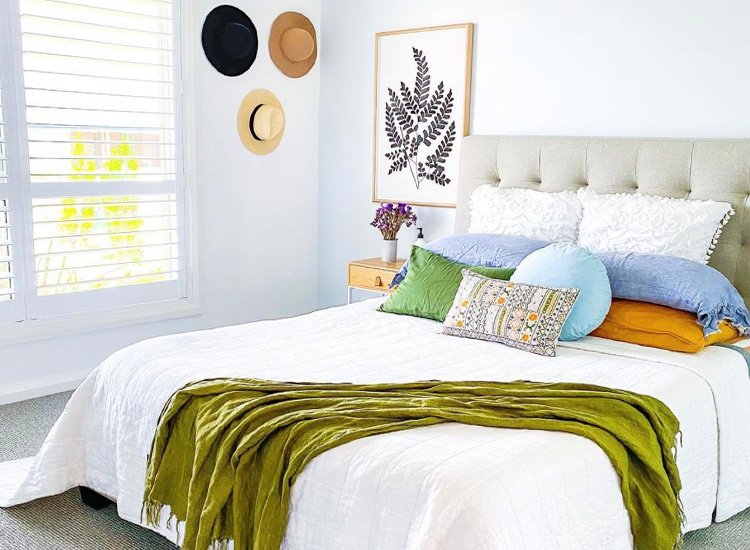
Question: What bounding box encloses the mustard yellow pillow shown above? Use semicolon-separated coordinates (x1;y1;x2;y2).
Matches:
591;299;739;353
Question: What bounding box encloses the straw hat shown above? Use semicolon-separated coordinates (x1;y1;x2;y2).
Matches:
269;12;318;78
237;89;285;155
201;5;258;77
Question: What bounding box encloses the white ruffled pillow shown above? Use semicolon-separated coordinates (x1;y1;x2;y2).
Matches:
468;186;582;243
577;188;734;264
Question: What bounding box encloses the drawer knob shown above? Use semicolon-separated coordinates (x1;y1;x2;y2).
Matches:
375;276;383;286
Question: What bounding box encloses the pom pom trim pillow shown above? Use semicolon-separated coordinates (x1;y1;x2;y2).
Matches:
577;188;734;264
444;270;580;357
469;185;582;243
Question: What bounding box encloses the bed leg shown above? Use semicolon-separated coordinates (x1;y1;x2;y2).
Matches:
79;486;112;510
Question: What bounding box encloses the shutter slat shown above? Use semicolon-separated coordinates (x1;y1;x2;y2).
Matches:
24;51;174;69
26;106;174;116
25;69;172;85
31;182;176;197
34;213;174;225
34;226;177;241
20;14;173;37
28;123;174;131
26;87;173;101
30;0;173;21
37;257;177;274
33;198;174;208
29;139;175;146
36;241;175;257
22;33;175;54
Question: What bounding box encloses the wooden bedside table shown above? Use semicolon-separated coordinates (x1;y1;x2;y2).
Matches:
348;258;406;304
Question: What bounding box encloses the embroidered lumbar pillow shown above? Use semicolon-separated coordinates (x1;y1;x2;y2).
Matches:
443;270;580;357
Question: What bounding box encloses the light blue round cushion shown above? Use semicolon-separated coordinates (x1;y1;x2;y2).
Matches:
510;243;612;341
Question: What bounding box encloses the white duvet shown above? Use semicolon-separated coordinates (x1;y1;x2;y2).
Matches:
1;299;750;550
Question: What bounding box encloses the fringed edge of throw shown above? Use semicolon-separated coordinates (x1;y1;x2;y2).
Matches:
141;500;231;550
142;500;183;545
141;499;164;529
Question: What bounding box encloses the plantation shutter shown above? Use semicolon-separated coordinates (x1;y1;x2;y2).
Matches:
0;71;24;324
17;0;187;318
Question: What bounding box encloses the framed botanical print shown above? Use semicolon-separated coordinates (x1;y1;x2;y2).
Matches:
372;23;474;208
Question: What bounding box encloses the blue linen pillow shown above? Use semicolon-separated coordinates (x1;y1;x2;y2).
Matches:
597;251;750;337
511;243;612;341
390;234;549;288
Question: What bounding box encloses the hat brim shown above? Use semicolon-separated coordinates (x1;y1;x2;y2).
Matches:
237;90;285;155
269;12;318;78
202;5;258;77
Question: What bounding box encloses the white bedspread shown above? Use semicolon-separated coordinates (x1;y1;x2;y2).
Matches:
1;299;750;550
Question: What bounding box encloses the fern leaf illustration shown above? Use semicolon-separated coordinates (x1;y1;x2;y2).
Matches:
420;89;454;146
384;103;403;150
388;154;408;175
420;81;444;122
412;48;431;113
388;88;416;135
399;82;420;116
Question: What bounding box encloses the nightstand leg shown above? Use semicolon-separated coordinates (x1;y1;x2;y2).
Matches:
348;286;353;305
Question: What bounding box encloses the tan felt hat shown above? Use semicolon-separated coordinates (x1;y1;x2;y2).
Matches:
269;12;317;78
237;89;285;155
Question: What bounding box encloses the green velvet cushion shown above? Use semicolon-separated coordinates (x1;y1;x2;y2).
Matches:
379;246;515;321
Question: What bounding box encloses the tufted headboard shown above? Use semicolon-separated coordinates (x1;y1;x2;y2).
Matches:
455;136;750;308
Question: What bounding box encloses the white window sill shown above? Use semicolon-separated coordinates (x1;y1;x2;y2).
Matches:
0;298;202;347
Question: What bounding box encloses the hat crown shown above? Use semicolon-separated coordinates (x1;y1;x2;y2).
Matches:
280;28;315;63
251;104;284;142
223;21;255;59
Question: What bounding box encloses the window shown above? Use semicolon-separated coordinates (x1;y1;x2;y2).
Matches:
0;0;190;328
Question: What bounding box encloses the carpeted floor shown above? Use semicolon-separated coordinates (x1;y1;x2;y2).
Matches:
0;392;748;549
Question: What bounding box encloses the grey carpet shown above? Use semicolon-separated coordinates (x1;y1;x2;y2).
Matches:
0;393;748;549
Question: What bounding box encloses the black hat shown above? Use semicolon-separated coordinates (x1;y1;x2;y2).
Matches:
201;5;258;77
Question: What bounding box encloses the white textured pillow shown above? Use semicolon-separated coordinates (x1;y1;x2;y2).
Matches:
577;188;734;264
468;186;582;243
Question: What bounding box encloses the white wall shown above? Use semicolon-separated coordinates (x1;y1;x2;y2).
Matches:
1;0;321;398
317;0;750;307
6;0;750;398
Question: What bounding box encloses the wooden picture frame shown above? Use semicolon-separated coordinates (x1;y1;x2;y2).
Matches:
372;23;474;208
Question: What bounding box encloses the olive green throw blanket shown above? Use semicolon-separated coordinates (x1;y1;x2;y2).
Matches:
143;379;683;550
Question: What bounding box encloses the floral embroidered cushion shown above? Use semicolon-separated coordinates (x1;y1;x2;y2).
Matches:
443;270;580;357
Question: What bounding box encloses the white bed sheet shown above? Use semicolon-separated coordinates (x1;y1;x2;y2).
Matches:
1;299;749;550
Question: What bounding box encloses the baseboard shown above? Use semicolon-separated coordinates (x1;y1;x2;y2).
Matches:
0;368;91;406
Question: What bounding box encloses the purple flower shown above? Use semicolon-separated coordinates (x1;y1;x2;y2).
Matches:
371;202;418;240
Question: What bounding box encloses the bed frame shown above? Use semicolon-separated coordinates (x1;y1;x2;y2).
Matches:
455;136;750;308
77;136;749;511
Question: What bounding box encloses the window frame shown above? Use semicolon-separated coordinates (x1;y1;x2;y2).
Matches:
0;0;200;346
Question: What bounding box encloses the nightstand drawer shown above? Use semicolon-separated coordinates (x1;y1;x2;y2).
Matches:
348;265;396;293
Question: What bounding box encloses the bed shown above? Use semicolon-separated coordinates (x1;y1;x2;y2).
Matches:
2;136;750;550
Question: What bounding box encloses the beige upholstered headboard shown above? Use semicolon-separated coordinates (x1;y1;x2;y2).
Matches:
455;136;750;308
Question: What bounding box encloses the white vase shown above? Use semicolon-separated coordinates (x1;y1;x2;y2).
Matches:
381;239;398;263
